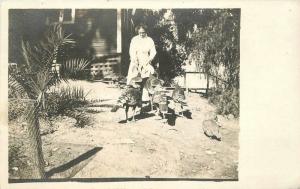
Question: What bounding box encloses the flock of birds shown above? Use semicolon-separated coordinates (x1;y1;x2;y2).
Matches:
110;74;222;141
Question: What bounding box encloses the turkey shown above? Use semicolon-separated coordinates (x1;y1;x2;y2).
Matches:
111;76;143;123
202;119;222;141
144;74;164;111
152;85;169;119
169;84;187;116
168;83;192;119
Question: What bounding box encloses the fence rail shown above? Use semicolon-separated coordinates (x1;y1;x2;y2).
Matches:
184;71;228;95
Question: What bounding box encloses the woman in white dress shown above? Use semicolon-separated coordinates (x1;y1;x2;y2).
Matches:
127;24;157;101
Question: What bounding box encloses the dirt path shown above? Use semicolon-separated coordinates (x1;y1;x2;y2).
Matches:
40;80;239;179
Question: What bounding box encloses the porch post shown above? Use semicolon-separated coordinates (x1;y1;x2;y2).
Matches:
117;9;122;53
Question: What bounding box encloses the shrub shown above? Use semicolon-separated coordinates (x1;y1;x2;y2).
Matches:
9;138;29;178
178;9;240;118
208;87;239;118
44;86;89;117
8;99;27;121
65;109;92;128
43;85;93;127
9;141;23;169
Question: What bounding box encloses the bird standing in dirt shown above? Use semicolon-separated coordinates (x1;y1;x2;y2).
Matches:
202;119;222;141
111;76;143;123
144;74;164;111
170;84;187;116
152;85;169;118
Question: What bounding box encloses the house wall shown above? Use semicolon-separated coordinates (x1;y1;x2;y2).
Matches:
64;9;118;58
9;9;123;79
9;9;49;63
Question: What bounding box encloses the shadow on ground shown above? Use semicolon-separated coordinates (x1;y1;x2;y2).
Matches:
45;146;102;179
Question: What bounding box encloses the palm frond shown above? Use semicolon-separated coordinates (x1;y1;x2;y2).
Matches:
60;58;91;80
21;41;43;72
8;75;28;98
9;69;37;99
12;24;85;110
46;24;75;48
61;33;76;46
36;71;56;91
35;71;62;108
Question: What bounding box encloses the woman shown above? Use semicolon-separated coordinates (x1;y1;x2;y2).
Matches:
127;24;157;101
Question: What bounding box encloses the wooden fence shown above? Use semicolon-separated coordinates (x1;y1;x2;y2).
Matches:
183;71;228;95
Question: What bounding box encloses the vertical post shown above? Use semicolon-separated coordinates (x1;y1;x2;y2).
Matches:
184;72;188;93
117;9;122;75
117;9;122;54
52;45;61;77
58;10;64;23
71;8;76;23
206;73;210;97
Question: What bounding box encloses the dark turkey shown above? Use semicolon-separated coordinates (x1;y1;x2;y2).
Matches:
111;76;143;122
144;74;164;111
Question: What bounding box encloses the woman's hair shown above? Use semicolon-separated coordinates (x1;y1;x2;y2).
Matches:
135;23;148;34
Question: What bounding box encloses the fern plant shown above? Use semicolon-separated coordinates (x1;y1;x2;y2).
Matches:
8;24;90;179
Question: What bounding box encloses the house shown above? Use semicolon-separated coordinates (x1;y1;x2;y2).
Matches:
9;9;135;79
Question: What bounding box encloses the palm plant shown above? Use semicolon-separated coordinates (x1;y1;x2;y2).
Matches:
8;24;90;179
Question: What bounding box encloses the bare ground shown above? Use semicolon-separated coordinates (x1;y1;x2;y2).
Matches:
9;80;239;180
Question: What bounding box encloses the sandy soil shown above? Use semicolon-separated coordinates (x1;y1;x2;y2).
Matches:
9;80;239;179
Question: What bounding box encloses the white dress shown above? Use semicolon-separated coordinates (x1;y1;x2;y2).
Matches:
127;35;157;85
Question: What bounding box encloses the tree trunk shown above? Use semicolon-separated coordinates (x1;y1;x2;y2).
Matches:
24;101;46;179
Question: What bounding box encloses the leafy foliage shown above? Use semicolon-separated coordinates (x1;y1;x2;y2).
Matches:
8;75;28;99
173;9;240;88
208;87;239;117
44;86;92;128
45;86;89;117
8;98;27;121
60;58;91;79
8;24;91;119
173;9;240;117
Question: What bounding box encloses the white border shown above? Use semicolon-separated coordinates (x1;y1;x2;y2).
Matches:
1;1;300;189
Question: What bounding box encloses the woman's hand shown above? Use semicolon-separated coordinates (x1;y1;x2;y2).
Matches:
145;58;152;66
